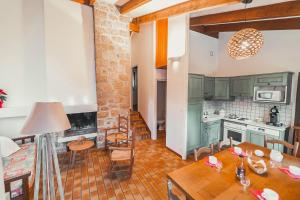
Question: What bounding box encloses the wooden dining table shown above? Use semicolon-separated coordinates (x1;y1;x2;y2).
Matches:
167;142;300;200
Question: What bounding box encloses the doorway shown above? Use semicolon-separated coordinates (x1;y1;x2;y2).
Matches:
157;80;167;138
132;66;138;111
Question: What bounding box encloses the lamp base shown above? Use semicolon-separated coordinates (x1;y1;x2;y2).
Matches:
33;133;64;200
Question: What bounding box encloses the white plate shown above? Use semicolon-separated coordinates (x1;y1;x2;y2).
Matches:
262;188;279;200
234;147;242;155
208;156;217;165
254;150;264;157
289;165;300;176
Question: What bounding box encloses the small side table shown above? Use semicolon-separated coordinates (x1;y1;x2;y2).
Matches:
67;140;94;166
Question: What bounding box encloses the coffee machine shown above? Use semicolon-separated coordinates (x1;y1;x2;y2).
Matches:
268;106;280;126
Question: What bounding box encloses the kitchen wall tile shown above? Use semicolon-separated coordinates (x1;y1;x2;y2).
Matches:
203;97;293;126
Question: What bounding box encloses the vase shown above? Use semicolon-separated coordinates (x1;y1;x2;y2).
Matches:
0;100;3;108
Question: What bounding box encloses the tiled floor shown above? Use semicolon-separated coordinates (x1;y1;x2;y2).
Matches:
58;137;192;200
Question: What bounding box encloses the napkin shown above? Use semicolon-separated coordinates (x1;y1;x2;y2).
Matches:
204;157;222;168
250;189;264;200
279;167;300;179
229;147;247;157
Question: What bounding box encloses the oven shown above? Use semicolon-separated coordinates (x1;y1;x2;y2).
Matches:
223;121;247;145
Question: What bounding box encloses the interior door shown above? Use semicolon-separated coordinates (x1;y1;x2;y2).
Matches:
132;66;138;111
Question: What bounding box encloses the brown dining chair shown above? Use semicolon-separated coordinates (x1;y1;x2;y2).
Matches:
218;137;233;152
105;114;129;150
264;135;299;157
194;144;214;161
293;125;300;157
108;128;135;178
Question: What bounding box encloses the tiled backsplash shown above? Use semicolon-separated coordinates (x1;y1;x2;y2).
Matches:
204;97;293;126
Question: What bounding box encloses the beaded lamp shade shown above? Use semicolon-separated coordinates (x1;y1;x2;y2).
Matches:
227;28;264;60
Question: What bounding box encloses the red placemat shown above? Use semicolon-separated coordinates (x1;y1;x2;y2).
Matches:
279;167;300;179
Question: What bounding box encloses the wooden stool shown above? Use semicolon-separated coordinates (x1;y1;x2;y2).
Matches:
67;140;94;166
294;126;300;157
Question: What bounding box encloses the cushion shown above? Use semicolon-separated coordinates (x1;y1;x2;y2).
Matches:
0;136;20;157
3;143;36;198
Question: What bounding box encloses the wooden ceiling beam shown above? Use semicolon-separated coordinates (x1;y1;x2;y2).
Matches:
134;0;240;24
119;0;151;14
71;0;95;6
190;26;219;39
201;17;300;33
190;1;300;26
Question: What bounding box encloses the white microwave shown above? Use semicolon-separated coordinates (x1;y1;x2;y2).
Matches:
254;89;285;103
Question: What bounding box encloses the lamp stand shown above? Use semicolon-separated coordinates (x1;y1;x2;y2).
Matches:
33;134;64;200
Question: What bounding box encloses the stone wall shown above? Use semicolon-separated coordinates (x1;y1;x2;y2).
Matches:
94;0;131;132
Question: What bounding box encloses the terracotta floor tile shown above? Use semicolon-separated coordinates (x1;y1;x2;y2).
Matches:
53;136;191;199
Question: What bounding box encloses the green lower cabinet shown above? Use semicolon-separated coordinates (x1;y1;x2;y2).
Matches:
246;130;284;152
246;130;265;147
187;102;203;152
203;120;221;146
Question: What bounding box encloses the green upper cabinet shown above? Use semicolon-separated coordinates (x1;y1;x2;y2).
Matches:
254;72;293;86
214;77;231;100
204;77;215;100
188;74;204;103
231;76;254;97
187;102;203;152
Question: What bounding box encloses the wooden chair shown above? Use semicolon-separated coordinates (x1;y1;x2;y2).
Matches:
108;128;135;178
293;125;300;157
105;114;129;150
264;135;299;157
194;144;214;162
218;137;233;152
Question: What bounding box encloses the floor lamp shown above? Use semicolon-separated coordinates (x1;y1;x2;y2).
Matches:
22;102;71;200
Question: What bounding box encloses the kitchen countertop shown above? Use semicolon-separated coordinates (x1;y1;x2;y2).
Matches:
202;115;290;131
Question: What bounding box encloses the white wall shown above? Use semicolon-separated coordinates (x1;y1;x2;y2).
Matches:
189;30;218;75
0;0;96;137
166;14;190;159
131;23;157;138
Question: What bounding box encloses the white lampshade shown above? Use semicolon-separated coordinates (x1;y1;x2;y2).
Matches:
22;102;71;135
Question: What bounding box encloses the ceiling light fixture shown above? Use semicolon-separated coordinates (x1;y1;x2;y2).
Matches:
227;0;264;60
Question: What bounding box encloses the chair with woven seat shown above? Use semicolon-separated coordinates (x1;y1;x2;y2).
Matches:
194;144;214;162
105;114;129;150
264;135;299;157
108;128;135;178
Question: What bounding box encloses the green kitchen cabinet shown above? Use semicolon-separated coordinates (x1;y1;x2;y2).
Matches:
214;77;231;100
204;77;215;99
231;76;254;97
246;130;265;147
254;72;293;87
188;74;204;103
202;120;221;146
187;102;203;152
246;130;284;152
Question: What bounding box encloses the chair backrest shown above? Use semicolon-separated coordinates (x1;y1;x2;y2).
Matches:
118;114;129;134
264;135;299;157
194;144;214;161
218;137;233;152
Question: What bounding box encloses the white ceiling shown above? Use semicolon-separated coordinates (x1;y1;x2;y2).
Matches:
113;0;293;19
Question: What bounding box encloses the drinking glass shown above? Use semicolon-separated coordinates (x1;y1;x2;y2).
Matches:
246;150;252;158
216;162;222;173
240;177;251;191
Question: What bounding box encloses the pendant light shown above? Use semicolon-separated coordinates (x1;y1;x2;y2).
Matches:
227;0;264;60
